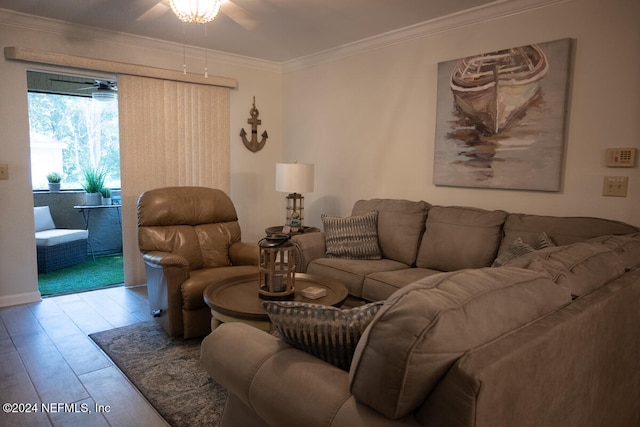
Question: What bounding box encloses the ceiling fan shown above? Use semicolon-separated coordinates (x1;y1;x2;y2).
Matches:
137;0;259;30
77;80;118;101
77;80;118;92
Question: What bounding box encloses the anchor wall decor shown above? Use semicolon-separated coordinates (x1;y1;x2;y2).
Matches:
240;97;268;152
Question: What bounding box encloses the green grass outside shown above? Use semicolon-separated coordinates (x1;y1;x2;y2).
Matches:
38;255;124;296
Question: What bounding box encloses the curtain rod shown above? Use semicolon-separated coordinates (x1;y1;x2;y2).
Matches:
4;46;238;89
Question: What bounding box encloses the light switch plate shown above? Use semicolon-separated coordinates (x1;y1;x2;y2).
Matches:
0;164;8;180
602;176;628;197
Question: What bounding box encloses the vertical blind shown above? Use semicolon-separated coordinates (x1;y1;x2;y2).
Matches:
118;74;231;285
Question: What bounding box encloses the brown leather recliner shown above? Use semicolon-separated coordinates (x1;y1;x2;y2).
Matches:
137;186;259;338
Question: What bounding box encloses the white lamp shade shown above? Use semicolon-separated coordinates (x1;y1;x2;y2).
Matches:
275;163;314;194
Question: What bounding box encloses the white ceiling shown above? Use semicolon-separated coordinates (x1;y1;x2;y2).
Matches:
0;0;502;63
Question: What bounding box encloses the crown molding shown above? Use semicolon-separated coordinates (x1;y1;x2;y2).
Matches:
281;0;569;72
0;8;282;74
1;0;568;75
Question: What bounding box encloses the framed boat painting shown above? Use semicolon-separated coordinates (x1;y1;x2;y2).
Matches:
433;38;573;191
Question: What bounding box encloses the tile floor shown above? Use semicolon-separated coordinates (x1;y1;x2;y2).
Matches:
0;285;169;427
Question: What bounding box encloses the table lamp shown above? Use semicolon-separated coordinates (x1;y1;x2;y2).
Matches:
275;162;314;233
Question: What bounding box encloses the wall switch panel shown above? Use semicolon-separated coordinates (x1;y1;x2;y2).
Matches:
602;176;628;197
605;147;636;167
0;164;8;180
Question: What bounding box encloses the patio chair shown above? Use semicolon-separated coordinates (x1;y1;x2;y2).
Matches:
34;206;88;273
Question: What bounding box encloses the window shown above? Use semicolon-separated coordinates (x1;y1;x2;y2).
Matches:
27;71;120;190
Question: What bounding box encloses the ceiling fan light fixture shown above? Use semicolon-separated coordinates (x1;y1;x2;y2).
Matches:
169;0;221;24
92;89;117;102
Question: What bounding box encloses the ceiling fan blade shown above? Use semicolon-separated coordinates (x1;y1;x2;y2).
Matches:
137;1;171;21
50;78;95;85
221;0;259;30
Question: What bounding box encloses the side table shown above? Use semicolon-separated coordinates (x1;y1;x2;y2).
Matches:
73;204;122;260
203;273;348;332
265;225;320;236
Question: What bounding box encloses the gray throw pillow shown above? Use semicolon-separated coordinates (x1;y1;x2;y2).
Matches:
322;211;382;259
492;232;556;267
262;300;384;371
492;237;535;267
535;231;556;249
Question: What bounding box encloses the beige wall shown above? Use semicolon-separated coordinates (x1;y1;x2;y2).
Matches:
1;0;639;306
0;13;284;305
282;0;640;229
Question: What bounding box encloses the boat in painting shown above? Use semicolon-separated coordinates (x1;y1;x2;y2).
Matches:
450;44;548;134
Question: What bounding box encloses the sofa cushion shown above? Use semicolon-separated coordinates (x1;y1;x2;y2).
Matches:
505;242;626;297
416;206;507;271
588;233;640;271
361;268;442;301
349;267;571;419
263;300;384;371
34;206;56;232
35;229;89;247
137;186;243;271
195;221;241;268
139;225;205;270
322;211;382;260
307;257;409;298
500;213;638;255
352;199;430;265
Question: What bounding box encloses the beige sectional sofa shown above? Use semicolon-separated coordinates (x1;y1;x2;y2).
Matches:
293;199;637;301
200;199;640;427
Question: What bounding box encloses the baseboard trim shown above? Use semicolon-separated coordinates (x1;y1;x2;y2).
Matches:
0;291;42;308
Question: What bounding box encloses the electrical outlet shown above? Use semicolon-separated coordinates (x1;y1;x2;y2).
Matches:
0;164;8;180
602;176;628;197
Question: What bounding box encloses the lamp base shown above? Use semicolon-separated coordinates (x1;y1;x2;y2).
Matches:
285;193;304;232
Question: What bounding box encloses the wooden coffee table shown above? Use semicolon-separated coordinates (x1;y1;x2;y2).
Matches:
203;273;348;331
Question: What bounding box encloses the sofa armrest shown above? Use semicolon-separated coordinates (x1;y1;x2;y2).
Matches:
229;241;259;266
291;231;327;272
201;323;419;427
142;251;190;336
417;270;640;427
142;251;189;270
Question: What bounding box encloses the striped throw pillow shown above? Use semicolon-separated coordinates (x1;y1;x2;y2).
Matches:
492;237;535;267
493;233;557;267
535;232;556;249
262;300;384;371
322;211;382;259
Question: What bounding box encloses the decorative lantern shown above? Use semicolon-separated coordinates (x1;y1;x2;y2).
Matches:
258;234;296;300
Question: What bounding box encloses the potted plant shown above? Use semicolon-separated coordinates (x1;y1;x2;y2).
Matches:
46;172;62;192
99;187;112;205
81;166;107;205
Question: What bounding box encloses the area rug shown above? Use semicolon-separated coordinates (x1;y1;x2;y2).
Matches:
89;321;227;426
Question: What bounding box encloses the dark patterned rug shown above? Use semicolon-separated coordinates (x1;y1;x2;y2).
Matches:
90;321;227;427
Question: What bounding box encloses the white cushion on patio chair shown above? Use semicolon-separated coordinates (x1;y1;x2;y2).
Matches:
34;206;88;245
35;228;89;246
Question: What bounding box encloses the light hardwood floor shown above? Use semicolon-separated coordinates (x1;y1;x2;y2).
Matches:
0;285;169;427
